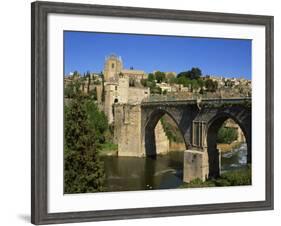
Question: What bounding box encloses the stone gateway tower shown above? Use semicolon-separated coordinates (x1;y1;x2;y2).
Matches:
103;55;123;82
102;54;150;124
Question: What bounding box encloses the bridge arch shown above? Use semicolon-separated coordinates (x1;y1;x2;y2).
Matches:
205;109;251;178
144;108;187;157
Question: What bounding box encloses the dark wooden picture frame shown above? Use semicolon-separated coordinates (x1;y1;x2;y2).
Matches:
31;1;274;224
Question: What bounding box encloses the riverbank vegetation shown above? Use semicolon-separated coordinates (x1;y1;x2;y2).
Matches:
64;81;116;193
217;126;238;144
217;122;241;152
64;94;106;193
160;115;184;143
99;143;118;155
160;115;187;151
180;165;251;188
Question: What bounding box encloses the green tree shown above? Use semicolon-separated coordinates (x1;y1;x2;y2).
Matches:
177;76;191;87
146;80;156;90
177;67;202;80
190;79;200;91
84;100;108;144
169;77;178;84
64;82;74;98
101;72;105;102
154;71;166;83
140;79;148;87
86;71;91;94
64;80;82;98
88;87;97;100
64;95;105;193
148;73;155;82
190;67;202;80
73;70;80;78
217;127;238;144
197;78;205;88
205;79;218;92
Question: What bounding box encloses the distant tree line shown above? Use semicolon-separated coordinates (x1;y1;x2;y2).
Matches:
140;67;219;94
64;71;102;99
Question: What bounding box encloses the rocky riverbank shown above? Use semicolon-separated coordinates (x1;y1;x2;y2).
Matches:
218;141;243;153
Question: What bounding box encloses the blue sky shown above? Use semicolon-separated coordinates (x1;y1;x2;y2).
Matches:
64;31;252;79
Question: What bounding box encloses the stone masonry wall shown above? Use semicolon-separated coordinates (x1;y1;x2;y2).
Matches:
169;141;186;151
114;103;144;157
154;121;170;154
128;87;150;104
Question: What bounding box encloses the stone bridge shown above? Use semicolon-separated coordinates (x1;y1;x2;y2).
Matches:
113;97;251;182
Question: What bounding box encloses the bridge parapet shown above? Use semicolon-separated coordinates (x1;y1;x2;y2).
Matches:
141;97;251;108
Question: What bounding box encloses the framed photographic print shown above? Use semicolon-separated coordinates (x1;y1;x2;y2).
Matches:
31;1;274;224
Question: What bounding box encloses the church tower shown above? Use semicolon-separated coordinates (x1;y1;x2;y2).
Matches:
103;54;123;82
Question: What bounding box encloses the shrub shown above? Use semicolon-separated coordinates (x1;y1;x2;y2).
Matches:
217;127;238;144
180;166;251;189
220;167;251;186
180;178;216;188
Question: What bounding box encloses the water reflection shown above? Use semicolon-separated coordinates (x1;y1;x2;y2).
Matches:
100;143;248;192
101;152;183;192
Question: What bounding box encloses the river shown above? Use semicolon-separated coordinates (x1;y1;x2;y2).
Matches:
221;143;248;173
100;143;248;192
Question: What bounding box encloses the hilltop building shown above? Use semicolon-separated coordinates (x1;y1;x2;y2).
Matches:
103;54;150;123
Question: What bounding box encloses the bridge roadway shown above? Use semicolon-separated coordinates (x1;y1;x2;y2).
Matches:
141;97;251;106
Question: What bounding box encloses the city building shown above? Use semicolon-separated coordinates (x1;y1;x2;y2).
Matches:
103;54;150;123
